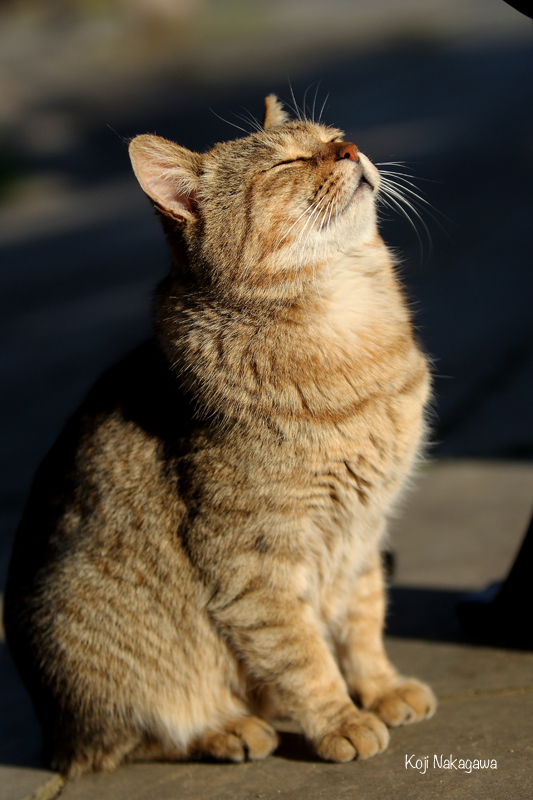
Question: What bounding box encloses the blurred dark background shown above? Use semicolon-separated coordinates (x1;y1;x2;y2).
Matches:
1;0;533;590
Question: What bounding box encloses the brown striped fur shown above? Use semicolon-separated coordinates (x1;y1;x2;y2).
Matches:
3;95;435;777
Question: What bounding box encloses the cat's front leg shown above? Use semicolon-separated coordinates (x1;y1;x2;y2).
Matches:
331;554;436;726
210;579;389;762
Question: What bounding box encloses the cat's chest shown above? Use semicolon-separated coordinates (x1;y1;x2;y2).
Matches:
292;384;421;515
278;391;423;578
290;488;383;614
300;449;391;559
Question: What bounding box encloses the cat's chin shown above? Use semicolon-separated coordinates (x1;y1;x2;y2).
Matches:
333;186;376;241
333;180;373;223
350;176;374;206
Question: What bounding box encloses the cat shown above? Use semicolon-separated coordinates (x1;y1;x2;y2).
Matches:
3;94;436;777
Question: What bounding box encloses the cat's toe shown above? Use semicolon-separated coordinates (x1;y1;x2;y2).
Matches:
232;716;279;760
315;711;389;762
196;715;278;762
196;730;246;762
372;679;437;727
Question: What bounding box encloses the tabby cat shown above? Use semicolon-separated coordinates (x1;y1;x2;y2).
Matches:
4;95;436;777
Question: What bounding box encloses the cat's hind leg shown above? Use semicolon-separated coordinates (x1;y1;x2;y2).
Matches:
46;614;269;773
126;711;278;764
50;719;145;778
55;689;277;772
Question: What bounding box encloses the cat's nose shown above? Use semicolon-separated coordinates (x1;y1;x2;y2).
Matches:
334;142;359;162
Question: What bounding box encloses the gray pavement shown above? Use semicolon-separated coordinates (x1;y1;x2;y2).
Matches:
2;460;533;800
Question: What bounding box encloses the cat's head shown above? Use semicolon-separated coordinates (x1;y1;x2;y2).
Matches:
129;95;381;305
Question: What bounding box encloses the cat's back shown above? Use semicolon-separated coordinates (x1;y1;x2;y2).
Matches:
3;338;196;657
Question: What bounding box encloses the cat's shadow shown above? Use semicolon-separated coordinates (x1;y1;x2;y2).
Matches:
274;730;316;762
0;640;46;769
386;585;466;642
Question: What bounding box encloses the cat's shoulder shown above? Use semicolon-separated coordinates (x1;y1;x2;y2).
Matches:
29;339;191;497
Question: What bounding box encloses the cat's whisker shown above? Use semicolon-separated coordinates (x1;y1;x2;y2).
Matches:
380;180;437;236
378;170;436;185
380;179;426;209
274;200;322;249
302;84;313;123
274;209;320;283
324;193;336;231
235;108;263;133
377;164;443;216
311;82;321;125
310;211;324;284
293;209;320;282
232;113;256;133
292;210;317;271
379;175;439;212
327;192;341;270
239;191;327;295
318;92;330;125
301;81;322;125
296;196;329;263
375;161;411;169
308;195;334;287
376;165;446;258
379;184;425;228
288;193;331;266
276;189;332;248
288;81;303;122
378;188;427;256
379;172;432;191
380;177;449;237
318;196;336;284
209;109;250;135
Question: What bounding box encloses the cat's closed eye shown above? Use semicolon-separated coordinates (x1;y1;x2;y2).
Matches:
267;157;310;171
267;136;344;172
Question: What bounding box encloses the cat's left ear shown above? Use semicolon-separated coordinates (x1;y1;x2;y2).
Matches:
263;95;290;129
129;134;201;223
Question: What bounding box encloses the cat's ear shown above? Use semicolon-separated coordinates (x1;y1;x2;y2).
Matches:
129;135;201;223
263;95;290;129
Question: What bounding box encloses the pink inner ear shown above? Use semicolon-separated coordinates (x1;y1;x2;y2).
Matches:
146;170;198;220
174;186;197;215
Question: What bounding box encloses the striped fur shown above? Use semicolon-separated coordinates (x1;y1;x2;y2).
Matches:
3;96;435;777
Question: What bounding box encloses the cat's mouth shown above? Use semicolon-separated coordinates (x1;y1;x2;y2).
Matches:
337;173;374;216
358;174;373;191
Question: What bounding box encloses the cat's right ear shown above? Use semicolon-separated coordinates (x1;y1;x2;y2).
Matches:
263;95;290;129
129;135;201;223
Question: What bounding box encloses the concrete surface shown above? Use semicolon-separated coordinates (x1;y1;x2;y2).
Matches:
1;769;63;800
1;459;532;800
54;693;533;800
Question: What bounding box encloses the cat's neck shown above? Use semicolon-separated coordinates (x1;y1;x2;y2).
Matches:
156;238;418;428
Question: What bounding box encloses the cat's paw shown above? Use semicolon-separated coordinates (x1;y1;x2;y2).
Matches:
371;678;436;727
315;711;389;762
196;715;279;762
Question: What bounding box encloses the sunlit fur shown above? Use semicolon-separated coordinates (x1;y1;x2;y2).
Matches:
4;96;436;778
